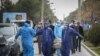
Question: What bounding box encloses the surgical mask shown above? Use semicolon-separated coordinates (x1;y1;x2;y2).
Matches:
44;23;48;28
64;24;69;29
57;23;61;27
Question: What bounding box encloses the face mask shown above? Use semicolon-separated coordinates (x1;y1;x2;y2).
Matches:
64;24;68;29
44;23;48;28
44;26;48;28
57;23;61;27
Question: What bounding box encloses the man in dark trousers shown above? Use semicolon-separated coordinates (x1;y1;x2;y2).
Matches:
49;20;55;56
37;22;42;54
70;23;77;54
76;22;84;52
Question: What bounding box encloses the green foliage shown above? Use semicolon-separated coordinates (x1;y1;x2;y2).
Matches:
13;0;41;19
84;41;100;55
2;0;56;23
3;0;13;12
87;24;100;46
65;0;100;23
65;10;77;22
84;30;89;40
12;0;56;24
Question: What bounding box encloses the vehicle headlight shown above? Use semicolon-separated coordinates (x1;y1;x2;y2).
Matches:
8;41;15;46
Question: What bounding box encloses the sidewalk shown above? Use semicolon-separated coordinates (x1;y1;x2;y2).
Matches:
34;43;92;56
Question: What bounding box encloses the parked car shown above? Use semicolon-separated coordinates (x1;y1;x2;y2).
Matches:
0;23;20;56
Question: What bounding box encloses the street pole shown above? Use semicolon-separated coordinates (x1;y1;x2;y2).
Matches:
0;0;1;10
78;0;81;22
78;0;81;8
41;0;44;25
78;0;83;23
78;0;86;23
0;0;3;23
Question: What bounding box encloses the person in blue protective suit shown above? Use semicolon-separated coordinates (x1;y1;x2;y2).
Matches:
61;22;83;56
36;21;54;56
54;21;62;56
15;21;36;56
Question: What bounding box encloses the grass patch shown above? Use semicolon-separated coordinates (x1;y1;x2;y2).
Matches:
83;41;100;55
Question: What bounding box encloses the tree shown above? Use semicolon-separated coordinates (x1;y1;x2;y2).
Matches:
13;0;41;23
87;24;100;46
12;0;56;23
3;0;14;12
65;10;78;22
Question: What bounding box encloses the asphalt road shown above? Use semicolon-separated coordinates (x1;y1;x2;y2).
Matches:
34;43;92;56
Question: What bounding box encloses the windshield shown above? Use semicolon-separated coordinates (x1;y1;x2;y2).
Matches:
0;25;15;39
14;22;25;27
12;21;32;27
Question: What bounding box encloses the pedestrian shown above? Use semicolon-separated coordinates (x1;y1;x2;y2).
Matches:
15;20;36;56
49;20;56;56
76;22;84;52
36;21;54;56
54;21;62;56
82;22;89;30
70;23;77;54
61;22;83;56
37;22;42;54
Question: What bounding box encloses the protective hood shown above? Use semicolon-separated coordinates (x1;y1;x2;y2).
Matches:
24;23;30;27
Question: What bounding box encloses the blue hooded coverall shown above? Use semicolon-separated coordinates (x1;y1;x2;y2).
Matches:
54;25;62;56
37;27;54;56
15;23;36;56
61;27;83;56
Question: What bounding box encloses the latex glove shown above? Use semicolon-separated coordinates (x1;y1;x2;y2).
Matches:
76;36;78;39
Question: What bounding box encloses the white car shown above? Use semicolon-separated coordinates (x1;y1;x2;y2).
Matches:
0;23;20;56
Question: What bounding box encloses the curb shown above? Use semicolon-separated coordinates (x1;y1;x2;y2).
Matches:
82;43;99;56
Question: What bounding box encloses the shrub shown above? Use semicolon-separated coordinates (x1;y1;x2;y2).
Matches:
84;30;89;41
87;24;100;46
